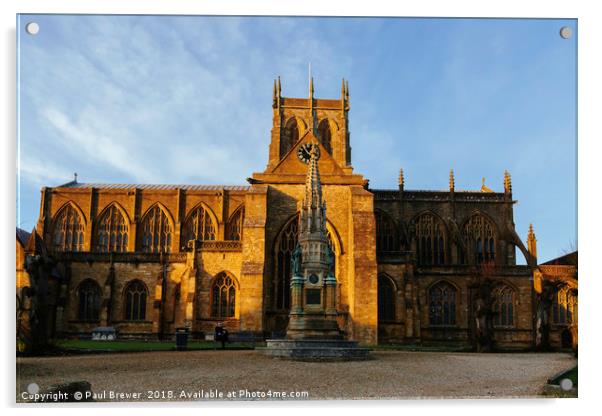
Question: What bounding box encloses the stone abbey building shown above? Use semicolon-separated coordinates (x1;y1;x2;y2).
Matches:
18;79;574;348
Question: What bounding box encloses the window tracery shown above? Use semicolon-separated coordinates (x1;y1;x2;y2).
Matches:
461;214;496;265
226;207;244;241
492;284;515;326
415;213;446;265
139;205;172;253
212;273;236;318
317;119;332;154
182;205;216;247
273;215;336;310
94;204;128;252
78;279;101;321
280;117;299;158
124;280;147;321
553;286;577;325
428;281;457;326
375;210;399;254
52;204;85;252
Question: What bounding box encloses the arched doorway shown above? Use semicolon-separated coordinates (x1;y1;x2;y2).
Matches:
377;274;396;342
561;328;573;349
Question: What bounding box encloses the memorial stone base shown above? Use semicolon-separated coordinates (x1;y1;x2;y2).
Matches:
259;339;371;361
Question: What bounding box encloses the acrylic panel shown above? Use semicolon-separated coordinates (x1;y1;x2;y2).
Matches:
16;14;577;402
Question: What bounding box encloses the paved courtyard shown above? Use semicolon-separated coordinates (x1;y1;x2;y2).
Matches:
17;350;576;401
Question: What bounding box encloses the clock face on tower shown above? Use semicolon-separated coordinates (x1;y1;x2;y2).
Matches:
297;143;320;164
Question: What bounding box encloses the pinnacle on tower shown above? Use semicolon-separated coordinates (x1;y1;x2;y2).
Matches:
527;223;537;260
273;76;282;108
398;168;404;191
449;169;455;192
504;170;512;194
337;79;350;112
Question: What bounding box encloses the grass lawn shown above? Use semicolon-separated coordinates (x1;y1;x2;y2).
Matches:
550;365;578;387
55;339;256;352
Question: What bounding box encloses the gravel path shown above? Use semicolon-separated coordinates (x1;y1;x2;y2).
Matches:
16;350;576;401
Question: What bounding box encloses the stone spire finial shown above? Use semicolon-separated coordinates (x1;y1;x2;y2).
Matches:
449;169;455;192
345;80;349;101
504;170;512;194
527;223;537;260
273;77;282;108
300;143;326;235
74;172;78;183
304;144;323;209
308;72;315;128
341;78;346;98
398;168;404;191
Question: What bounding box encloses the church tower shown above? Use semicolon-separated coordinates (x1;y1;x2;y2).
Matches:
254;78;377;346
287;144;341;339
263;77;353;175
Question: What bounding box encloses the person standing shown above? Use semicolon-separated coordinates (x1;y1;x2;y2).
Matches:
214;322;229;349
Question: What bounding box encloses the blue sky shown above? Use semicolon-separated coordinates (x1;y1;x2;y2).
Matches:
16;15;577;263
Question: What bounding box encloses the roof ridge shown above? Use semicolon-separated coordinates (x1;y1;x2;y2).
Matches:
56;182;251;190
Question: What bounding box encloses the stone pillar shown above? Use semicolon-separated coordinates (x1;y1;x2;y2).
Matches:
412;273;421;339
127;188;139;252
152;271;165;336
349;186;378;345
184;241;199;328
100;287;110;327
404;276;414;338
100;265;115;326
290;275;304;315
239;185;268;333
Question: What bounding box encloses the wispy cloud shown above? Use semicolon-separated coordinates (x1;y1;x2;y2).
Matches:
17;15;576;263
40;107;159;182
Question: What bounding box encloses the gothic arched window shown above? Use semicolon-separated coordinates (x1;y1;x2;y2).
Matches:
94;204;128;252
211;273;236;318
124;280;147;321
375;210;399;254
317;119;332;154
428;281;457;326
182;204;216;247
378;275;396;322
275;218;298;310
138;205;172;253
492;284;515;327
567;290;577;324
273;214;337;311
52;203;85;252
280;117;299;158
553;286;577;325
226;207;244;241
462;213;496;265
415;213;446;265
78;279;101;321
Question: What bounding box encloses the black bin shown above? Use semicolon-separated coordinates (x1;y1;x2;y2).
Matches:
175;327;189;351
